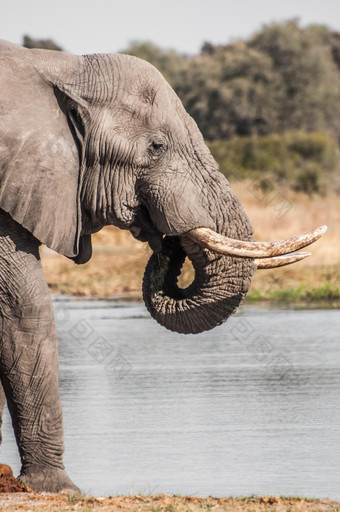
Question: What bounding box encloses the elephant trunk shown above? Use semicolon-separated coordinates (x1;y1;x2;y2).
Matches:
142;235;255;334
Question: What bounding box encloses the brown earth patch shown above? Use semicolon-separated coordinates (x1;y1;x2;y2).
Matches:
0;465;31;493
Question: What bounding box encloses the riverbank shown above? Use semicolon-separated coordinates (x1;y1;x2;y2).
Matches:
0;493;339;511
41;185;340;304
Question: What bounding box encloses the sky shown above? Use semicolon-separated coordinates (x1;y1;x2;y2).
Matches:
1;0;340;56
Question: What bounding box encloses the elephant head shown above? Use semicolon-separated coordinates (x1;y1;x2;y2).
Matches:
0;44;326;334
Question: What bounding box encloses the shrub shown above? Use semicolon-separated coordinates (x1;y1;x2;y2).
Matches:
207;131;339;195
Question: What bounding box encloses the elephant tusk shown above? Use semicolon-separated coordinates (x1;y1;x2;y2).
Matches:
255;252;311;269
186;225;327;258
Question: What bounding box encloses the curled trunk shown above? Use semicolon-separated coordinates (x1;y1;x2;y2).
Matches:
143;236;255;334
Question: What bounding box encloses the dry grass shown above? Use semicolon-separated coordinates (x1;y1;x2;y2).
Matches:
40;184;340;301
41;227;150;297
232;182;340;266
232;182;340;302
0;493;338;512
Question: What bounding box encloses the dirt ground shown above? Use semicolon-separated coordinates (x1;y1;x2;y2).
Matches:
0;493;339;512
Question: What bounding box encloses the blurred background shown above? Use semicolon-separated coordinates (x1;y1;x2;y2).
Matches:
2;0;340;304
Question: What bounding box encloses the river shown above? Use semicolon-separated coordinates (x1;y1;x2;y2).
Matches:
1;299;339;499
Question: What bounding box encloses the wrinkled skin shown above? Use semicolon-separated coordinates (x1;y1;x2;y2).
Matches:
0;40;255;492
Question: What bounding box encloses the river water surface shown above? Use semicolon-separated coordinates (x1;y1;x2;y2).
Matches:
1;299;339;499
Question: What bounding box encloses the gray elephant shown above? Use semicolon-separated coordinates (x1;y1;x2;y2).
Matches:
0;40;325;493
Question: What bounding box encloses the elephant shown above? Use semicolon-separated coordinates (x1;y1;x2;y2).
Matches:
0;40;326;493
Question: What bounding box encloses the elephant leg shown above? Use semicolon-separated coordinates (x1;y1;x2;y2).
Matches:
0;211;79;493
0;380;5;445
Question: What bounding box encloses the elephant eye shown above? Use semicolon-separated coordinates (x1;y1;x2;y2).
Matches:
149;140;167;156
152;142;163;150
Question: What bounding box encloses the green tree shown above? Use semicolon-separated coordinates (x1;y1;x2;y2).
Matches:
250;20;340;139
119;23;340;143
22;23;340;156
176;41;278;139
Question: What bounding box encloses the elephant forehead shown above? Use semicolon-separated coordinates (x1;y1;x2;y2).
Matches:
130;75;158;105
118;87;181;122
118;63;183;110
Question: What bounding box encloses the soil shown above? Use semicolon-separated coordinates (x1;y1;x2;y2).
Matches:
1;469;337;511
0;465;31;493
0;493;338;512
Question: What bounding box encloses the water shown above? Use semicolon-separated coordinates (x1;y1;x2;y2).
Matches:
1;299;339;499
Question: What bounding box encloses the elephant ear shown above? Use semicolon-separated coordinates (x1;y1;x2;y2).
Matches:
0;46;91;263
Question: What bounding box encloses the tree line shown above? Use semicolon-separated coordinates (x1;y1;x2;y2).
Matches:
23;21;340;194
23;21;340;142
123;20;340;144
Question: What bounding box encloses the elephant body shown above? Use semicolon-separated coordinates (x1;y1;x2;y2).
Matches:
0;41;323;493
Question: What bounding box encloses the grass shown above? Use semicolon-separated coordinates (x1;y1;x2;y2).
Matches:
247;266;340;306
0;494;338;511
40;183;340;305
247;284;340;306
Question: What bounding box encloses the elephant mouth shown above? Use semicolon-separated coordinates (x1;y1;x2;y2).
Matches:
129;207;163;253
